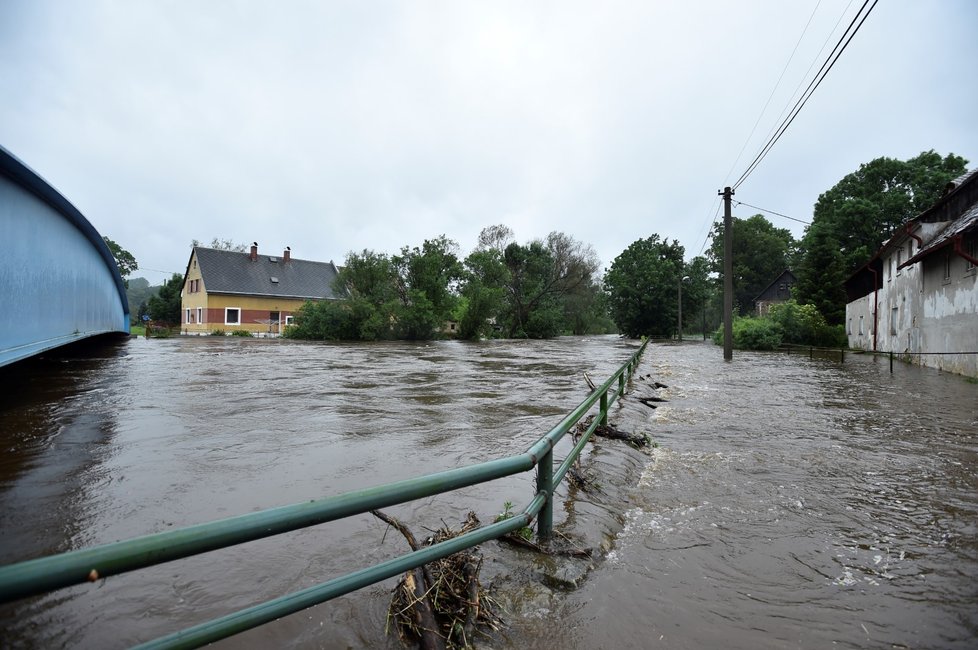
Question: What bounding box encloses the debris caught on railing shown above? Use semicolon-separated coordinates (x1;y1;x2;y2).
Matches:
575;415;651;449
371;510;501;650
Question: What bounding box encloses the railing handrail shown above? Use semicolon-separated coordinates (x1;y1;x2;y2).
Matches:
0;338;648;649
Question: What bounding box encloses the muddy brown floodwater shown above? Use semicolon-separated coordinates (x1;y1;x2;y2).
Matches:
1;336;976;649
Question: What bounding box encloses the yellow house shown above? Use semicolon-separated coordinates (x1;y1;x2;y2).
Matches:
180;243;343;336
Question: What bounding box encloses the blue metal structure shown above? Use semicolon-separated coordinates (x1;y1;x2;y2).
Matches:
0;145;129;367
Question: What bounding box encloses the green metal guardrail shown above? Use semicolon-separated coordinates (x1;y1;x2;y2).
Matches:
0;339;649;649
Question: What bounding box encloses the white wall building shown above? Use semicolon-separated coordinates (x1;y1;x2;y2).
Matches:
845;169;978;377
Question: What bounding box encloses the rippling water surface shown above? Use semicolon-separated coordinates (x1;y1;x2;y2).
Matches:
549;343;978;650
1;337;976;649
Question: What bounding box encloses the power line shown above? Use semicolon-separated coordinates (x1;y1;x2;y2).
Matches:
748;0;857;173
720;0;823;187
731;0;879;191
698;197;724;256
733;200;810;225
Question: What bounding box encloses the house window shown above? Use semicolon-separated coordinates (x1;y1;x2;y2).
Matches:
197;307;203;324
847;318;852;335
890;307;898;335
185;308;192;324
225;308;241;325
943;252;952;281
887;257;892;281
967;237;976;271
858;315;864;335
896;248;902;275
284;315;294;326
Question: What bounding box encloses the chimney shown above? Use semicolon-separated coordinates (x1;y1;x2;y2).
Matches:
250;242;258;262
284;246;291;263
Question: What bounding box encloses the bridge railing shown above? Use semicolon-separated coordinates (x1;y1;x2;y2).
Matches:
0;339;648;649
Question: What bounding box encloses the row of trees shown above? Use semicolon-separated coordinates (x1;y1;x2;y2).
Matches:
288;227;615;341
696;150;968;329
107;150;967;342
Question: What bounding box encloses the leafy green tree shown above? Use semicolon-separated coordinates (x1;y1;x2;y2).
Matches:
707;214;794;316
604;235;685;337
146;273;183;324
795;150;968;322
793;221;848;324
681;255;713;335
336;249;400;340
459;246;509;339
103;237;138;286
393;235;463;340
499;232;599;338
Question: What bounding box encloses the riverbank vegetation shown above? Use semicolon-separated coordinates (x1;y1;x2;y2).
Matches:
712;299;846;350
286;227;616;341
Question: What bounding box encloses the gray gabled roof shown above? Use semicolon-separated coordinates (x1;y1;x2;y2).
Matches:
901;200;978;268
191;247;344;300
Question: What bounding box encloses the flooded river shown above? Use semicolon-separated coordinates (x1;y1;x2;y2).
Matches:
1;336;976;648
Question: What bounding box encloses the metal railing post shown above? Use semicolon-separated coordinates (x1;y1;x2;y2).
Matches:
599;391;608;425
536;449;553;540
889;351;893;373
618;370;625;396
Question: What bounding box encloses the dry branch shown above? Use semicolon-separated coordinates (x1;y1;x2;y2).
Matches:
371;510;500;649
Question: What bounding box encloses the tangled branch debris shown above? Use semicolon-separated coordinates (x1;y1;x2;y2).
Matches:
371;510;501;649
575;415;651;449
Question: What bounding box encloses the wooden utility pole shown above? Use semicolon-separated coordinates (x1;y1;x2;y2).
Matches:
720;186;734;360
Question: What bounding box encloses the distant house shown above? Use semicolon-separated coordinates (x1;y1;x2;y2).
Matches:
753;269;796;316
844;169;978;377
180;243;343;337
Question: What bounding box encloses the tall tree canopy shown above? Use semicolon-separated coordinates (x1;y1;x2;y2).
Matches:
707;214;794;315
500;232;600;338
147;273;183;324
103;237;137;285
289;226;609;341
794;150;968;323
604;234;685;337
392;235;463;340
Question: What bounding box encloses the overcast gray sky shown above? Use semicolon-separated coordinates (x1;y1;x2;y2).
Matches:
2;0;976;285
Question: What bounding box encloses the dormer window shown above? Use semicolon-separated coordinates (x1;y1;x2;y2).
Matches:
269;256;278;263
270;277;279;283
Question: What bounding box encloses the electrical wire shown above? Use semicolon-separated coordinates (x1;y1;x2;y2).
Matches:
731;0;879;191
720;0;823;187
733;200;810;225
698;198;724;257
748;0;856;174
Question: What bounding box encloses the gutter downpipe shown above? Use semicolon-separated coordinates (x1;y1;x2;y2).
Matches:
952;235;978;267
868;266;879;352
905;223;923;250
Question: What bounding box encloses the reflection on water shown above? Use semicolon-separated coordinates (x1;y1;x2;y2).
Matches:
1;337;976;649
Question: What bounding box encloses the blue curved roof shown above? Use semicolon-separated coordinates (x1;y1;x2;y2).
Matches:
0;145;130;367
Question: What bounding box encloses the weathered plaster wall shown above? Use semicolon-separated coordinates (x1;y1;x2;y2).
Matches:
846;294;875;350
919;254;978;377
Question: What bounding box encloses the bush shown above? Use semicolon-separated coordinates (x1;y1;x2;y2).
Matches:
813;323;847;348
210;329;225;336
767;300;825;345
713;317;782;350
230;329;253;337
